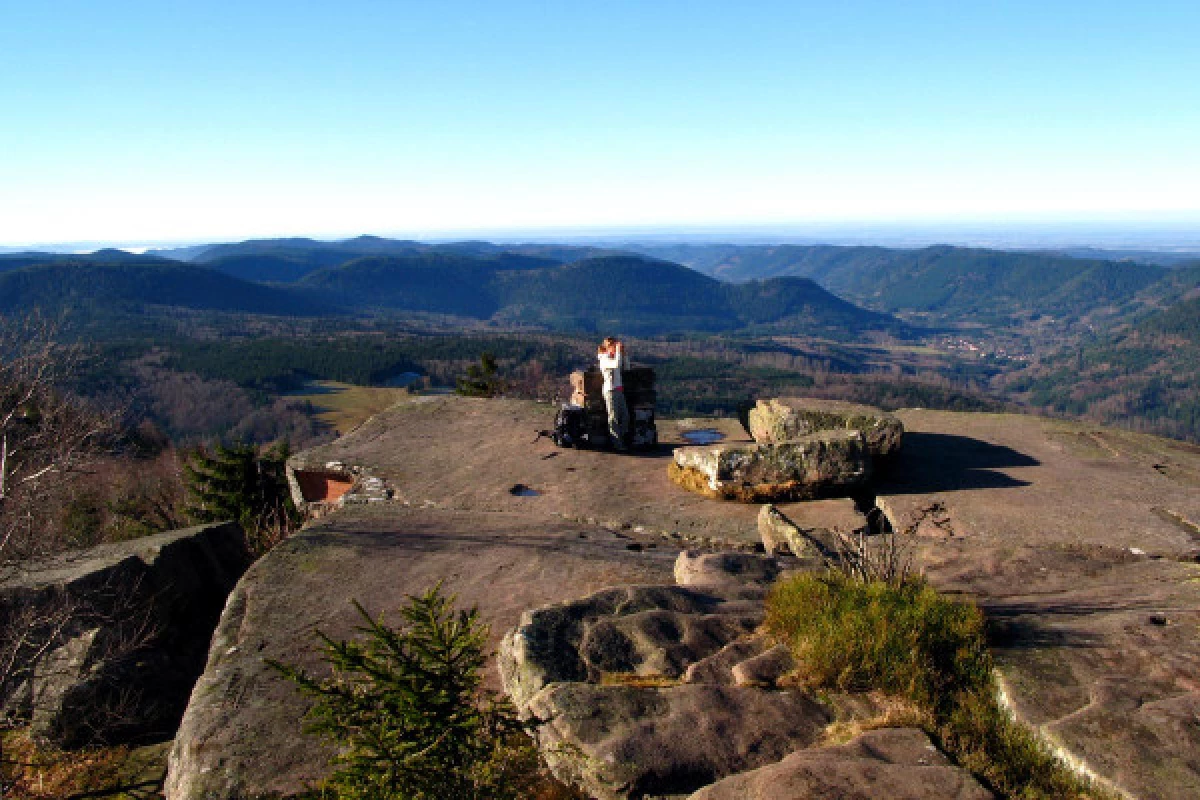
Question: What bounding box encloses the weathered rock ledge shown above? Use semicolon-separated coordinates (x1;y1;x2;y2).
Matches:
670;429;872;502
0;522;250;747
689;727;994;800
161;397;1200;799
499;551;990;799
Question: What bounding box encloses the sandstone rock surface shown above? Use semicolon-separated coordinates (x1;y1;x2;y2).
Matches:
500;576;835;799
671;429;870;501
165;508;679;800
529;682;829;800
748;397;904;457
284;396;764;544
165;396;1200;799
673;550;780;587
688;727;994;800
875;410;1200;800
0;522;249;747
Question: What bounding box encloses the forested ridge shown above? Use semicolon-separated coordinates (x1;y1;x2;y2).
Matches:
4;235;1200;442
633;242;1169;326
0;250;910;338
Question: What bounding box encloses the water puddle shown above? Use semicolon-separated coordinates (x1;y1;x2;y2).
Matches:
680;428;725;445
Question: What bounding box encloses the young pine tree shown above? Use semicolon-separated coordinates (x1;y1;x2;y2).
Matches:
269;586;551;800
455;352;506;398
184;441;298;552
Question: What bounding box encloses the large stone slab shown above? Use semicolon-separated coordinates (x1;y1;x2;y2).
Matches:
0;522;250;747
165;507;678;800
282;396;765;546
875;410;1200;800
671;429;871;502
688;727;994;800
748;397;904;457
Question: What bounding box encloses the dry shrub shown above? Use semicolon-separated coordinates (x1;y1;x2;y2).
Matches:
819;692;931;745
766;572;992;708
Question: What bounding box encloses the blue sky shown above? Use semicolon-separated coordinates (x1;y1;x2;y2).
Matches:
2;1;1198;245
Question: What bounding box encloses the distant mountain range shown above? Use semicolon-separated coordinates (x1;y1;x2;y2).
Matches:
6;235;1199;338
627;243;1180;327
0;244;907;338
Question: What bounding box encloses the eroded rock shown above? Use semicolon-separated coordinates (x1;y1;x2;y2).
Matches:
499;584;764;712
529;682;830;800
673;550;780;587
671;429;871;502
731;643;795;688
500;563;841;799
758;504;841;562
687;727;994;800
748;398;904;458
0;522;250;747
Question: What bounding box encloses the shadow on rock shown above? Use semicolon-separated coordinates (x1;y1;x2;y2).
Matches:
877;432;1038;495
985;615;1104;651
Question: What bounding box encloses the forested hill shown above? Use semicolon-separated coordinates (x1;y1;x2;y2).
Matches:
297;252;562;318
629;243;1166;326
0;250;909;338
0;256;336;317
1007;289;1200;441
301;253;909;336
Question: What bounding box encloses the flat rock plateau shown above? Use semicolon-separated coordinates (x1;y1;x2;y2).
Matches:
167;396;1200;800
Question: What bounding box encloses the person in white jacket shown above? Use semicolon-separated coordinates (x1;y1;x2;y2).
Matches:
597;337;629;450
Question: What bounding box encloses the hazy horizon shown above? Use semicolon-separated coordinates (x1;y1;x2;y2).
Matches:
5;216;1200;257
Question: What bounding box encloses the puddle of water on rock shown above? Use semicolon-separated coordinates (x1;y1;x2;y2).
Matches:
680;428;725;445
509;483;541;497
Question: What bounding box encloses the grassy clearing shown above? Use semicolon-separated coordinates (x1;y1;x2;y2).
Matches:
292;380;413;435
766;571;1108;799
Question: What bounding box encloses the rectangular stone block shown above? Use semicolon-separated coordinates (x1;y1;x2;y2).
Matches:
672;429;870;501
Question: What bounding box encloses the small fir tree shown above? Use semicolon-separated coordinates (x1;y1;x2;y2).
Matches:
184;441;298;551
455;352;505;397
269;586;547;800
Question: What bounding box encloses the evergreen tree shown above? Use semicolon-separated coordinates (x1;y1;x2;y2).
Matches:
184;441;298;547
269;586;548;800
455;352;505;397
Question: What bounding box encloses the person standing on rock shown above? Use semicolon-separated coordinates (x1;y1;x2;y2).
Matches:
598;337;629;450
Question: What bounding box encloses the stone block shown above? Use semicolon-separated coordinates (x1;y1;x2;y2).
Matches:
671;429;871;502
748;397;903;458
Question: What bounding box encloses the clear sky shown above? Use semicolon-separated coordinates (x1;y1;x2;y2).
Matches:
2;1;1199;246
